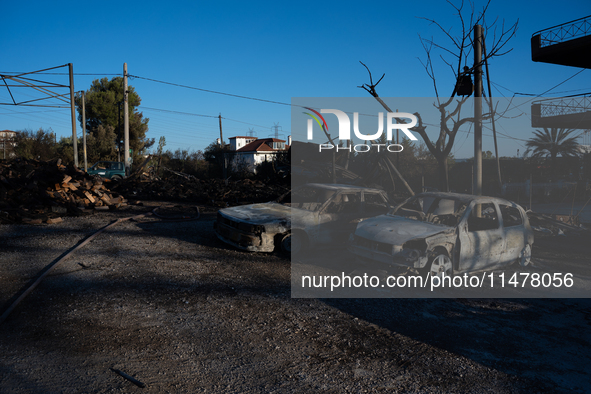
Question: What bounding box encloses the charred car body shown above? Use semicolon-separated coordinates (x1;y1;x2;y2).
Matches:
214;183;390;254
348;192;534;276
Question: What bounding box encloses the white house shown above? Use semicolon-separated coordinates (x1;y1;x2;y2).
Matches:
228;136;257;151
231;137;289;173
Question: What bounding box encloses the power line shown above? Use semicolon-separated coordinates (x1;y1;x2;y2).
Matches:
129;74;292;107
141;106;276;130
511;69;587;97
0;72;121;76
141;106;219;118
222;117;272;129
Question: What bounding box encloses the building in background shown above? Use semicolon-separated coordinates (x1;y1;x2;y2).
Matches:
230;136;289;173
0;130;17;159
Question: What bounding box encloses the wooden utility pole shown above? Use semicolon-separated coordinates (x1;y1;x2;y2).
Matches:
218;113;224;145
81;91;87;172
123;63;130;175
473;24;483;197
529;174;533;210
483;41;503;192
396;108;400;170
219;114;227;178
69;63;78;167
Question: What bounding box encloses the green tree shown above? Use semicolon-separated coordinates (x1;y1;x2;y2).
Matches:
76;77;154;163
160;147;208;178
525;127;580;167
56;136;74;164
13;128;57;160
203;141;234;178
85;124;118;164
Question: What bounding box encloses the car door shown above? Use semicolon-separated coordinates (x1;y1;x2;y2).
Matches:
457;201;505;271
317;191;363;244
499;204;527;264
94;162;109;177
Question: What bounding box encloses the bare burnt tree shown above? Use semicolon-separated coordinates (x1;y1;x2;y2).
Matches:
359;0;518;191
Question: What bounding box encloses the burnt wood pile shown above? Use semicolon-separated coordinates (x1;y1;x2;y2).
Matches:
0;158;127;224
0;158;289;224
112;174;288;207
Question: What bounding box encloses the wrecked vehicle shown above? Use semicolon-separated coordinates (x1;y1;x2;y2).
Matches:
348;192;534;276
214;183;390;254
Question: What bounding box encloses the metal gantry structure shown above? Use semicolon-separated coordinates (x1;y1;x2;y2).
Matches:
531;15;591;68
534;15;591;48
0;64;79;166
531;94;591;129
1;63;131;172
531;15;591;130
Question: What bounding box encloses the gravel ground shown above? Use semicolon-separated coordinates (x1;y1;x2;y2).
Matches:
0;202;590;393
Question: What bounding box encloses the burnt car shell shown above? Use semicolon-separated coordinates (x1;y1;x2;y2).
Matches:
214;183;391;253
352;217;455;268
215;202;290;252
349;192;534;275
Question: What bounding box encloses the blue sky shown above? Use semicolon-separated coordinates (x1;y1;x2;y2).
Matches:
1;0;590;159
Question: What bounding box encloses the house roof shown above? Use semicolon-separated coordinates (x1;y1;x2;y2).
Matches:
236;138;287;153
237;140;274;152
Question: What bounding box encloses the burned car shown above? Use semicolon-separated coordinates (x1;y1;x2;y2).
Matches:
214;183;390;254
348;192;534;276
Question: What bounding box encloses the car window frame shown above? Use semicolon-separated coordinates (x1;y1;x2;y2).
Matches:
319;191;362;214
465;200;501;233
499;203;524;228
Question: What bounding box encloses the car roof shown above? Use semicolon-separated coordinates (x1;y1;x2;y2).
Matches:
413;192;520;207
303;183;385;193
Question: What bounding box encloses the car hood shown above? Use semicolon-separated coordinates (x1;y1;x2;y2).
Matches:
219;202;293;225
355;215;451;245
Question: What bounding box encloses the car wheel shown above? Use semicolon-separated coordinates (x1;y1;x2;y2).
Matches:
281;232;306;256
424;251;453;278
111;175;122;181
519;244;532;267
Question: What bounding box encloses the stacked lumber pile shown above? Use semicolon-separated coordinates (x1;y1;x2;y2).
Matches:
0;158;127;224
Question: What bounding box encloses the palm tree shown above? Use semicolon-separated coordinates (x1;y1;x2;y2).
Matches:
525;127;580;166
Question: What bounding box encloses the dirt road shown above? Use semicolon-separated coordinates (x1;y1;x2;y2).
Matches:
1;203;590;393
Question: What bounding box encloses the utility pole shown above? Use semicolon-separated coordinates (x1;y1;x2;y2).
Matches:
473;24;483;197
219;113;226;178
396;108;400;170
218;113;223;145
123;63;130;175
69;63;78;167
483;41;503;192
81;91;87;172
117;103;121;162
